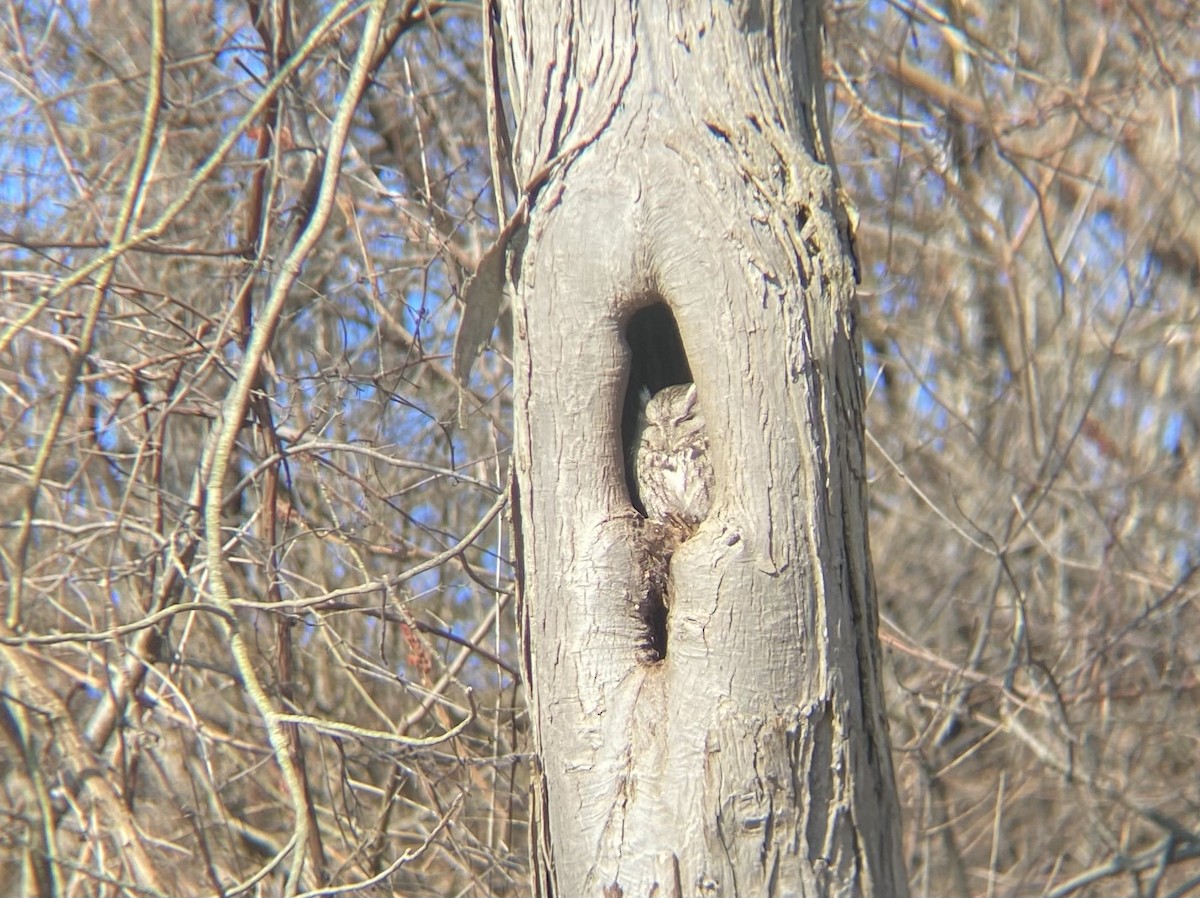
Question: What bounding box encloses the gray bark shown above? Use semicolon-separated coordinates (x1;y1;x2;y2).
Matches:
501;2;907;895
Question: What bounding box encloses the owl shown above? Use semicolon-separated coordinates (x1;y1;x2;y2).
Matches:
631;383;714;526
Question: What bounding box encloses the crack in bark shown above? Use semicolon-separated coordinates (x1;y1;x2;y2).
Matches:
632;517;681;663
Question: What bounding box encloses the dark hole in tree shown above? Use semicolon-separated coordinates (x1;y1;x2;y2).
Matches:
622;301;693;515
622;301;693;665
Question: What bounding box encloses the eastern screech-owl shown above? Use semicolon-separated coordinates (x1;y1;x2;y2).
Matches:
631;383;714;526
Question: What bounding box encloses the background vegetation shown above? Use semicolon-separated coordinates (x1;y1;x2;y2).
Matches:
0;1;1196;895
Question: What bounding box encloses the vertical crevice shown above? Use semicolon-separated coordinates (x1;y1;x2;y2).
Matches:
622;300;693;515
622;300;695;664
631;521;674;664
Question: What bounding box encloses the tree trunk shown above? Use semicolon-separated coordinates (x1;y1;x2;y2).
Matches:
501;2;907;895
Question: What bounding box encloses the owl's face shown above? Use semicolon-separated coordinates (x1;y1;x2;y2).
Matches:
640;383;704;451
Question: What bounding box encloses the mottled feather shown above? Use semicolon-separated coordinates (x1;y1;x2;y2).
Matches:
631;383;714;526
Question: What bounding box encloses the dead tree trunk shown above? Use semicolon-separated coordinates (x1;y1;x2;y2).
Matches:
500;2;908;895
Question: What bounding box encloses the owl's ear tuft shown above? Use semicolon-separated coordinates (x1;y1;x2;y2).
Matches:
680;382;699;414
